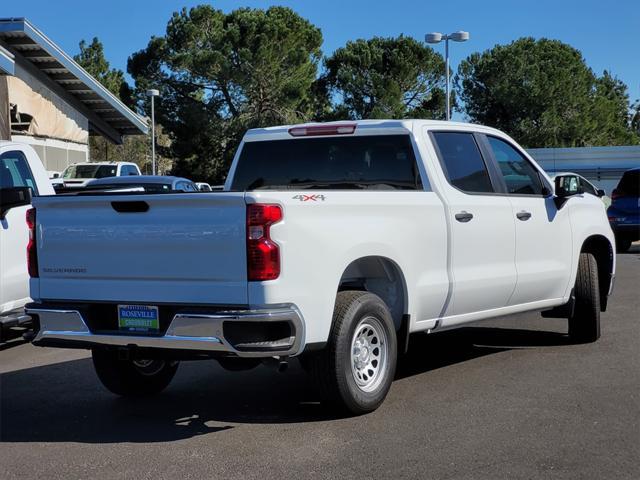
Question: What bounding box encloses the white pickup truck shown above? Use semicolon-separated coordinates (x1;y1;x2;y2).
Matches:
1;142;54;340
26;120;616;414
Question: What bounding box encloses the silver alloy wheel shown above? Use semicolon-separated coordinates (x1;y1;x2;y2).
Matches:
132;359;166;376
350;316;388;392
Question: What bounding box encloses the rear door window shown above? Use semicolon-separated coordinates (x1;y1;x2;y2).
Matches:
231;135;422;191
0;150;38;194
431;132;494;193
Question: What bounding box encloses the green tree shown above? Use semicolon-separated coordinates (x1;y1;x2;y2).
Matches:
457;37;639;147
631;100;640;136
127;5;323;183
324;36;447;120
74;37;156;169
75;37;132;104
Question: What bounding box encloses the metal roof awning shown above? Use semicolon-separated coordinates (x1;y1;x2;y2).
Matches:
0;43;14;75
0;18;148;144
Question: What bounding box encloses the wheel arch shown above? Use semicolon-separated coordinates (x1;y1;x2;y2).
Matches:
337;256;408;331
580;235;614;311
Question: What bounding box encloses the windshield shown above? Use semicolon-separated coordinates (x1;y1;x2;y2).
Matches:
231;135;422;191
63;165;118;179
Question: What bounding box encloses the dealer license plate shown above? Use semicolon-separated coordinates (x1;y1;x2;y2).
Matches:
118;304;159;332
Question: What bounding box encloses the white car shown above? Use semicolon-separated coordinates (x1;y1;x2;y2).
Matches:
0;142;54;340
195;182;213;192
54;161;141;189
26;120;615;413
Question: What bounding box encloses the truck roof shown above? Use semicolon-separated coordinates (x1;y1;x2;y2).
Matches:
243;119;506;142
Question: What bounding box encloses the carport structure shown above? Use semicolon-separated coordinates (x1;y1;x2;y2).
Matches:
0;17;147;170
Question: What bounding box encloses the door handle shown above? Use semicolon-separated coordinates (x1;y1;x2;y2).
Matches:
516;211;532;221
455;211;474;223
111;201;149;213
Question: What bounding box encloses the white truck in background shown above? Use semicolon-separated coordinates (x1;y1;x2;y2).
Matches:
26;120;616;414
52;161;141;190
0;142;54;340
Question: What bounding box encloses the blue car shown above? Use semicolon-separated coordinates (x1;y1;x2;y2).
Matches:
607;168;640;252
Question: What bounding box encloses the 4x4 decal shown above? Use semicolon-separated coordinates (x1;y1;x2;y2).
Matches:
292;194;326;202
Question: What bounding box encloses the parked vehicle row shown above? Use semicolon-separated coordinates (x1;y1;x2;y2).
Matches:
24;120;617;414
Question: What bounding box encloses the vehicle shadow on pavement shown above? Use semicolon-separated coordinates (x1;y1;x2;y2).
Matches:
396;326;570;379
0;336;28;352
0;326;569;444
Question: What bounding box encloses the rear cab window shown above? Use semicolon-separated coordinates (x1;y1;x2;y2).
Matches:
430;132;495;193
63;165;117;179
230;135;423;191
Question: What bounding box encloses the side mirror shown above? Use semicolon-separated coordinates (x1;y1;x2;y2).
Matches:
554;175;583;209
0;186;32;220
597;189;606;198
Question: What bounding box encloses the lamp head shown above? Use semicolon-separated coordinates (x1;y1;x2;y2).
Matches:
449;31;470;42
425;32;443;44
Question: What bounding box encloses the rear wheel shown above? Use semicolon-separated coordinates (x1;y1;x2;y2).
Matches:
568;253;601;343
308;291;397;415
92;349;179;396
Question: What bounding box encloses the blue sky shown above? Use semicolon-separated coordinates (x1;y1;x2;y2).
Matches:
4;0;639;106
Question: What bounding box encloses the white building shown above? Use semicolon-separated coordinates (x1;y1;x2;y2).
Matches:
0;18;147;172
528;145;640;194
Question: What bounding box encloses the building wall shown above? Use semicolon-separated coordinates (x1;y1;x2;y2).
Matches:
528;145;640;194
6;61;90;173
11;134;87;174
8;63;88;143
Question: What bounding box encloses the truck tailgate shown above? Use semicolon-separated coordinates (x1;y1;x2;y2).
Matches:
32;193;248;305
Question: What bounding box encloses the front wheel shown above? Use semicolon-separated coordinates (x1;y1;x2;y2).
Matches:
92;349;179;396
309;291;397;415
568;253;601;343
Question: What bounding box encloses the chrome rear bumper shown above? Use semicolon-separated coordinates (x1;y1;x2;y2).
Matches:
27;305;304;358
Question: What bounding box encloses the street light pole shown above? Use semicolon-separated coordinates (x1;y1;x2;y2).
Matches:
445;37;450;121
146;89;160;175
425;31;470;121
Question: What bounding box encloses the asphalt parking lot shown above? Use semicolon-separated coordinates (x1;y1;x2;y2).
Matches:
1;246;639;480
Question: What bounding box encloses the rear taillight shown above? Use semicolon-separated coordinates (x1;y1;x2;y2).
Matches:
247;204;282;281
26;208;38;278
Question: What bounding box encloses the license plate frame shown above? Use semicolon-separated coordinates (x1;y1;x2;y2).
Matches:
117;304;160;332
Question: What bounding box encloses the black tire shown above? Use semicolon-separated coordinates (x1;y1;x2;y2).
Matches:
568;253;601;343
92;349;179;396
308;291;397;415
616;237;632;253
